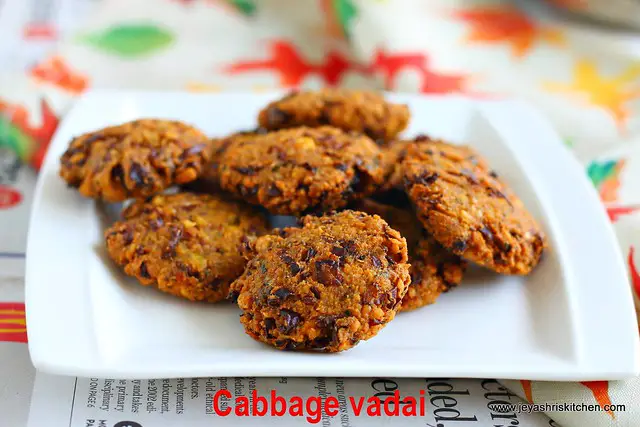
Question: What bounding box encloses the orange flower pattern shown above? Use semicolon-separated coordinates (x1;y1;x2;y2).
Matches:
520;380;533;403
454;6;564;57
580;381;615;419
225;40;472;94
607;206;640;222
587;158;626;203
0;98;59;169
545;0;587;10
30;56;89;94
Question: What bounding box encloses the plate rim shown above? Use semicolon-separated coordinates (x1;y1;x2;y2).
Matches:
25;90;640;380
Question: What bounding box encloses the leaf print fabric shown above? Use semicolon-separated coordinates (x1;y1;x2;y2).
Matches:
2;0;640;426
80;24;174;57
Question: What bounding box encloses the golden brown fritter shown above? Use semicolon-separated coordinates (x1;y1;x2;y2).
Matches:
352;199;465;311
258;89;410;143
383;135;431;191
105;192;268;302
60;119;210;202
230;210;411;352
402;140;546;275
185;129;266;194
217;126;390;215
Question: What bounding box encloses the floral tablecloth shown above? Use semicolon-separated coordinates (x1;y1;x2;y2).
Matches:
1;0;639;426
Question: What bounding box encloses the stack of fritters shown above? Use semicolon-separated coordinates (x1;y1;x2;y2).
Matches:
58;89;546;353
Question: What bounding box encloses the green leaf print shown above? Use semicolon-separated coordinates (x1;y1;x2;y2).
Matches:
0;118;31;160
228;0;257;16
587;160;617;188
333;0;357;38
81;24;174;58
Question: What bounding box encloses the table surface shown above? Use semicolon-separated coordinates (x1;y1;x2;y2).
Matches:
2;1;640;426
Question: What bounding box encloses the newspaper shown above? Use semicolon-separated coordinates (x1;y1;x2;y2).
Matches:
28;375;556;426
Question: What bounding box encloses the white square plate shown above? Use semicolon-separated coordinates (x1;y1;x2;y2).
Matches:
26;91;640;380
